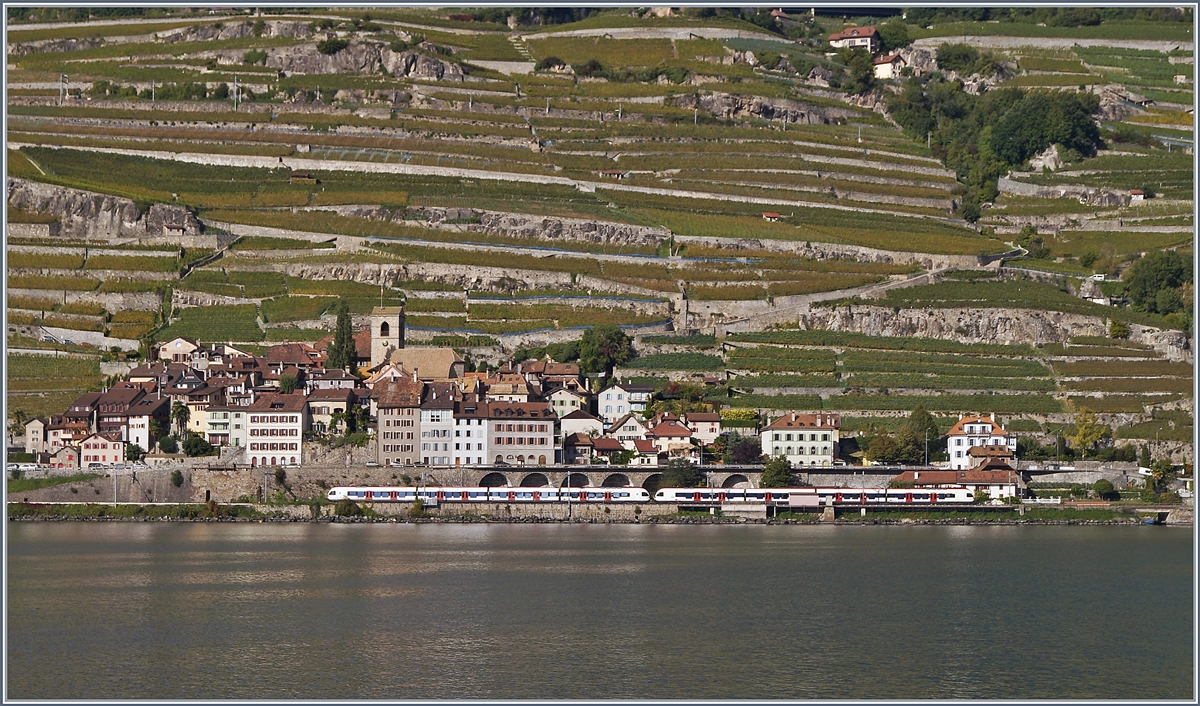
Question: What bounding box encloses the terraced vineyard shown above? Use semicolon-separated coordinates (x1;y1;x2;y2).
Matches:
5;7;1192;440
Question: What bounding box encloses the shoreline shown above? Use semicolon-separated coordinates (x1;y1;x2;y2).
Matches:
4;515;1161;526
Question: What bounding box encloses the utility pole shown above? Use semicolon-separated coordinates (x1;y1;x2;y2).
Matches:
233;76;239;111
693;107;698;125
545;97;549;115
151;79;155;102
618;102;622;121
59;74;68;105
925;429;929;466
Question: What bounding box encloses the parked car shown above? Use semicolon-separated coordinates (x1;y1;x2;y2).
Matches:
18;463;38;472
6;464;18;473
365;461;381;467
88;462;104;470
112;463;127;471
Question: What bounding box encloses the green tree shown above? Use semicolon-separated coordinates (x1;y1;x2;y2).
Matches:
326;300;354;371
843;48;876;95
1093;479;1116;500
660;457;702;488
609;448;636;466
170;469;184;487
279;373;297;395
579;324;633;375
1139;444;1151;468
182;434;213;457
1109;320;1130;339
274;468;287;486
159;435;179;454
170;401;190;435
126;443;145;462
317;38;349;55
760;457;793;487
878;20;912;52
1069;408;1107;457
864;434;900;464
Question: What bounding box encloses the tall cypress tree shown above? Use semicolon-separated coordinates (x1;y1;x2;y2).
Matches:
328;300;353;371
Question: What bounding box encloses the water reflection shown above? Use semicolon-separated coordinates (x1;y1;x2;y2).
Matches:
7;524;1192;699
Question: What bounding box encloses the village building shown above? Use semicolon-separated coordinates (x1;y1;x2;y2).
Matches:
487;401;556;466
608;412;652;449
374;376;424;467
245;393;308;468
157;336;201;363
127;396;171;452
370;306;406;368
683;412;722;446
827;26;878;53
873;53;906;79
306;388;357;435
23;417;47;455
79;432;126;467
761;412;840;468
946;414;1016;470
205;405;249;449
420;381;458;465
598;383;654;426
452;395;490;466
890;469;1023;500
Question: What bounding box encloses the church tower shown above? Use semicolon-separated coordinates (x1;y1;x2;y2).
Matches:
370;306;405;368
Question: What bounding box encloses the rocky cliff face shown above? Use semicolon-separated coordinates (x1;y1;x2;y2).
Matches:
158;19;315;43
318;205;668;248
797;304;1107;345
265;43;463;81
7;178;200;240
670;91;862;124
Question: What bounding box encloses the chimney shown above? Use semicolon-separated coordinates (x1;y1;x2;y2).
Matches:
914;471;919;480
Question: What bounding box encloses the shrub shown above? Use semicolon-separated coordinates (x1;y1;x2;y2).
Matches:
535;56;565;71
182;435;214;457
334;498;363;517
317;38;349;55
159;436;178;454
170;469;184;487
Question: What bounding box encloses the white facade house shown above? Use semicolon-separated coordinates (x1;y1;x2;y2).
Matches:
420;382;456;466
608;413;651;450
246;393;308;467
761;412;840;468
452;398;489;466
946;414;1016;470
206;405;249;449
828;26;879;53
79;432;126;467
598;384;654;426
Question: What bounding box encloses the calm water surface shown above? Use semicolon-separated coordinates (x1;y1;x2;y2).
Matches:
6;523;1194;699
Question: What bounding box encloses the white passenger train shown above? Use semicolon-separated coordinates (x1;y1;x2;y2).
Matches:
327;486;974;505
655;487;976;505
326;486;652;504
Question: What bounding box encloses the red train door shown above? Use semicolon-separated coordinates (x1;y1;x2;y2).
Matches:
390;491;398;500
532;491;541;501
930;492;938;504
859;492;867;504
765;492;773;503
366;491;374;501
834;492;842;503
436;491;445;502
460;491;469;501
693;491;701;503
718;492;726;502
905;492;913;503
507;490;516;501
604;492;612;502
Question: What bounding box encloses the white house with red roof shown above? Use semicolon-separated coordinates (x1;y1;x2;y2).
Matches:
946;414;1016;470
761;412;840;467
79;432;126;467
683;412;722;446
645;419;693;454
828;26;878;53
873;53;906;79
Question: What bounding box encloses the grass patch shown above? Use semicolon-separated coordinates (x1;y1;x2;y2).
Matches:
625;352;725;371
230;235;337;250
730;330;1036;356
157;304;263;342
7;473;102;494
260;296;336;323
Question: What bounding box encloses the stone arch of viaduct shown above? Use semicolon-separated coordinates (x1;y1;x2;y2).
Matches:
416;467;761;491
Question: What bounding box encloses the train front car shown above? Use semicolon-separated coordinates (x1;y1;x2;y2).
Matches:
327;487;351;502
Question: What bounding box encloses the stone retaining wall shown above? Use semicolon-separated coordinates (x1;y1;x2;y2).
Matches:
7;288;161;313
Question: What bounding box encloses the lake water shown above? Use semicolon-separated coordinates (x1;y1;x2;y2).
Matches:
6;523;1194;700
